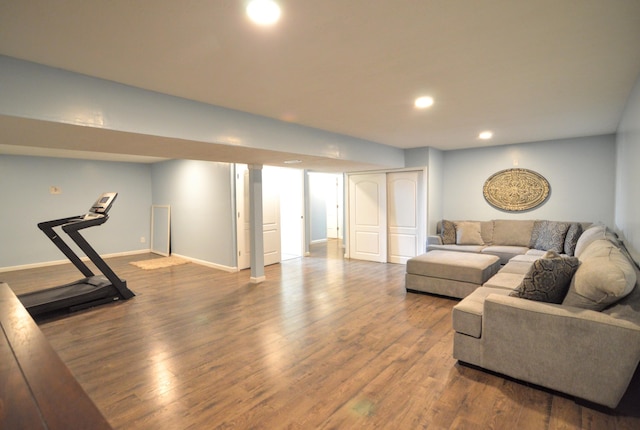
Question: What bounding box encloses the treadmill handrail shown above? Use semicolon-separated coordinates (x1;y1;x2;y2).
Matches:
61;215;135;300
38;216;96;278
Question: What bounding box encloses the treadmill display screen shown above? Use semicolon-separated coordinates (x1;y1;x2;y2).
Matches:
90;192;118;214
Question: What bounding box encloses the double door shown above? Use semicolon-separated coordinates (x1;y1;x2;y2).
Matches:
348;170;424;264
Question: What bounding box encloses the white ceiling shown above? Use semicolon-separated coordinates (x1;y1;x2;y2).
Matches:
1;0;640;167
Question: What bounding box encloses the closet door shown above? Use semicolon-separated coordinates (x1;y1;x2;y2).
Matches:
348;173;387;262
387;171;420;264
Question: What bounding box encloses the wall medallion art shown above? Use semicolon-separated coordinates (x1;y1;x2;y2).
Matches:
483;168;550;211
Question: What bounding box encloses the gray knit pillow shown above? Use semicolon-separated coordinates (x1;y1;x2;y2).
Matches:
510;251;580;303
531;220;571;253
563;223;583;256
441;219;456;245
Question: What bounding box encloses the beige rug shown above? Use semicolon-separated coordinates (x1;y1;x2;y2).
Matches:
130;256;190;270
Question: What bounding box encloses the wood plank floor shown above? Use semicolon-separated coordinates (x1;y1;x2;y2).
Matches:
2;240;640;429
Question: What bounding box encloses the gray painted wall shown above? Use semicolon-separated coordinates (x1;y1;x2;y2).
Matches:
150;160;236;268
615;72;640;264
441;135;616;226
0;155;151;268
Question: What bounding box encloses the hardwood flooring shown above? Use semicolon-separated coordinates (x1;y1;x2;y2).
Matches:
2;240;639;429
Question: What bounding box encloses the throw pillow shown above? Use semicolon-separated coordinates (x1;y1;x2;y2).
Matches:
440;220;456;245
454;221;484;245
562;240;636;311
529;220;544;248
563;223;583;256
531;220;571;253
510;251;580;304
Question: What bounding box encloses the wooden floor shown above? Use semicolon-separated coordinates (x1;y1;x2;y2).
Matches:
3;240;640;429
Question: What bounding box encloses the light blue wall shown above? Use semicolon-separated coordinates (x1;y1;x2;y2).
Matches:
615;72;640;264
150;160;236;267
0;155;151;268
309;175;328;242
427;147;444;235
441;135;616;225
0;55;405;169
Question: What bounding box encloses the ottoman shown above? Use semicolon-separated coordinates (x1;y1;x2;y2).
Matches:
405;251;501;298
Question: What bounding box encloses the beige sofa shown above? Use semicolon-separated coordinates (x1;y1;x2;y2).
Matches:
428;219;588;264
452;224;640;408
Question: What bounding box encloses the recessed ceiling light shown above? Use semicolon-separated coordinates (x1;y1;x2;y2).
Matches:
284;159;302;164
479;131;493;140
246;0;281;25
414;96;434;109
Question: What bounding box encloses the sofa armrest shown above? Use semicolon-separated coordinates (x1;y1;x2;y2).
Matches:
427;235;443;246
480;294;640;408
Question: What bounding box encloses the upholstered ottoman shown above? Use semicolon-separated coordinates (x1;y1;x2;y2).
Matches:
405;251;501;298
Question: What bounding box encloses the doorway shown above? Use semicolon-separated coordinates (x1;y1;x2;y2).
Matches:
235;164;304;270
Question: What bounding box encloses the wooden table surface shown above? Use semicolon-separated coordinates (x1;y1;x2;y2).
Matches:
0;282;111;430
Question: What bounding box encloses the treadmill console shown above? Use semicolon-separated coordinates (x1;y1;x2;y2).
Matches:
87;192;118;217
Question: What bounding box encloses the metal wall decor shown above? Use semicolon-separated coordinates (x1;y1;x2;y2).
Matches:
483;168;550;211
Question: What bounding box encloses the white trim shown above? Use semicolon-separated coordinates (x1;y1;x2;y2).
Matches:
170;253;237;273
310;238;328;244
0;249;150;273
249;275;266;284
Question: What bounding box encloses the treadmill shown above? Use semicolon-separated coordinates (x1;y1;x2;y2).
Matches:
19;192;135;317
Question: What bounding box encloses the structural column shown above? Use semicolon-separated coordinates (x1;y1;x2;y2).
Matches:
248;164;265;284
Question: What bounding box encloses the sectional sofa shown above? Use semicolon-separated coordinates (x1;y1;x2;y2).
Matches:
427;219;590;264
445;223;640;408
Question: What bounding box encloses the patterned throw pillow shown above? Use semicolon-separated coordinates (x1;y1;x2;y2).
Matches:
563;223;583;256
441;219;456;244
510;251;580;303
531;220;571;253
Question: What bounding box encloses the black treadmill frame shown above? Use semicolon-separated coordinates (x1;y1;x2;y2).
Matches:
19;211;134;316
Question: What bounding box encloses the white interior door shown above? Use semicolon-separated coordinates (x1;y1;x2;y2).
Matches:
236;165;251;270
348;173;387;262
236;165;282;269
387;171;420;264
262;166;281;266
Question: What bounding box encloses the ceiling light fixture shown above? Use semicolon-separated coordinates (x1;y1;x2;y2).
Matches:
479;131;493;140
414;96;434;109
283;159;302;164
246;0;281;25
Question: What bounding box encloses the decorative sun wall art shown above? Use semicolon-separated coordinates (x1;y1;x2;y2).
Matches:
483;168;550;211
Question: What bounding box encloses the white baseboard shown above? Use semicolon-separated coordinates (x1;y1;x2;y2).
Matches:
0;249;151;273
170;253;237;273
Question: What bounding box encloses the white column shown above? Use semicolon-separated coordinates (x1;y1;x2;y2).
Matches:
248;164;265;284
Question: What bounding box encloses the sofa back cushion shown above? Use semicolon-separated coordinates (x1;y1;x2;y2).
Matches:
563;239;636;311
492;220;535;247
574;223;618;258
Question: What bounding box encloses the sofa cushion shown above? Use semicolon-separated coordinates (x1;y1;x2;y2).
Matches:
509;251;580;304
564;222;583;256
481;245;530;265
452;287;512;338
574;223;617;258
483;272;526;290
427;244;485;253
530;220;571;253
480;221;494;245
441;219;456;244
492;219;535;246
455;221;484;245
563;240;636;310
